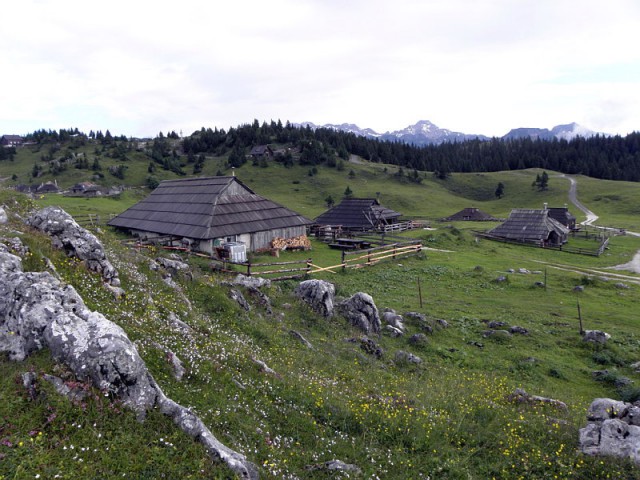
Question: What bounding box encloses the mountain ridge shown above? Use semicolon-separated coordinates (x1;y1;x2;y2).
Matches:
297;120;605;146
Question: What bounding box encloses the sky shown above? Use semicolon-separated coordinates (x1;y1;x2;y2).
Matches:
2;0;640;139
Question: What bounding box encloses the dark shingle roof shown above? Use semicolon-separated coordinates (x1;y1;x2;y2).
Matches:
547;207;576;227
488;209;569;242
108;176;312;239
314;198;401;229
443;207;498;221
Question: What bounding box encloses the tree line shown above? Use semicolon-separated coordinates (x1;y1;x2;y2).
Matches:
11;122;640;182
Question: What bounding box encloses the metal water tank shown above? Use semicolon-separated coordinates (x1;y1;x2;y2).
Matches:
221;242;247;263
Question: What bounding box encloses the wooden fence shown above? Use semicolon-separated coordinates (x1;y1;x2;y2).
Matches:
74;213;103;228
474;232;609;257
305;241;424;276
121;235;423;282
210;258;313;281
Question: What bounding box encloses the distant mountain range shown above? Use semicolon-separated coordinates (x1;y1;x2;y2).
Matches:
296;120;605;146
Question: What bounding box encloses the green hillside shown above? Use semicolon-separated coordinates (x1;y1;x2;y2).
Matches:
2;134;640;478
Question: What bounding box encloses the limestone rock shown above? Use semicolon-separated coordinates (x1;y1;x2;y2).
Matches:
294;279;335;318
26;206;120;286
233;274;271;289
306;459;362;475
229;288;251;311
583;330;611;344
0;206;7;224
395;350;423;365
579;398;640;464
338;292;380;334
0;250;257;478
382;309;405;333
408;333;429;346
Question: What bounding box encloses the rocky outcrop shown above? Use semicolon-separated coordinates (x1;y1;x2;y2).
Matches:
0;206;7;224
294;279;335;318
233;274;271;289
338;292;380;334
0;250;257;479
580;398;640;464
26;206;120;286
583;330;611;344
382;309;405;334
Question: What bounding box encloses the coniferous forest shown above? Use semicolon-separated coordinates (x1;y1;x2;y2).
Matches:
17;120;640;182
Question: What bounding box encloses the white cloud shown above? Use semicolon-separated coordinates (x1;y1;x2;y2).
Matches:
1;0;639;137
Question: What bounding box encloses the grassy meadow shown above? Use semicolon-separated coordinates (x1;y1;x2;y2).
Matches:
1;151;640;478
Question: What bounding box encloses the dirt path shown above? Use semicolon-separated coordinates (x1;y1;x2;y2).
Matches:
557;174;598;225
555;175;640;274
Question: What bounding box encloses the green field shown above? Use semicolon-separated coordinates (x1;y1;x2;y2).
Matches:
2;146;640;478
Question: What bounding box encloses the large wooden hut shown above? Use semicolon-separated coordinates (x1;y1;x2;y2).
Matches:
108;176;312;253
314;198;401;232
487;208;570;246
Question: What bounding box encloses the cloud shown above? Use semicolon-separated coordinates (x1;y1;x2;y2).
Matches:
1;0;639;137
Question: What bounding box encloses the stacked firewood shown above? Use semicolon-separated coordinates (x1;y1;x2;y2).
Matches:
271;235;312;250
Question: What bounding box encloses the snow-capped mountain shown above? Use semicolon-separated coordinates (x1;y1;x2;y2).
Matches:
296;120;603;145
503;123;601;141
297;120;487;145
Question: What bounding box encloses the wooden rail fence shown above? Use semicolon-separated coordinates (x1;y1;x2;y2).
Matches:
121;237;424;282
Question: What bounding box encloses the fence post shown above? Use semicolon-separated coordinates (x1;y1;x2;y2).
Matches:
341;250;346;271
247;261;252;277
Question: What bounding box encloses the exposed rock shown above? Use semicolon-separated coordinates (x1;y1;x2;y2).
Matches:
385;325;403;337
168;312;193;333
534;281;545;288
586;398;628;421
494;275;509;283
352;336;383;359
290;330;313;349
408;333;429;346
615;283;630;289
0;250;257;479
0;206;7;224
395;350;423;365
338;292;381;334
507;388;568;411
580;398;640;464
229;288;251;311
436;318;449;328
0;236;28;256
252;357;280;378
152;342;187;381
404;312;435;333
404;311;426;323
509;326;529;335
382;310;405;333
482;329;512;338
583;330;611;344
518;268;530;274
26;206;120;286
487;321;507;329
42;373;90;402
306;459;362;475
246;286;272;315
156;256;190;274
105;283;126;300
233;274;271;289
294;279;335;318
574;285;585;292
21;372;38;400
